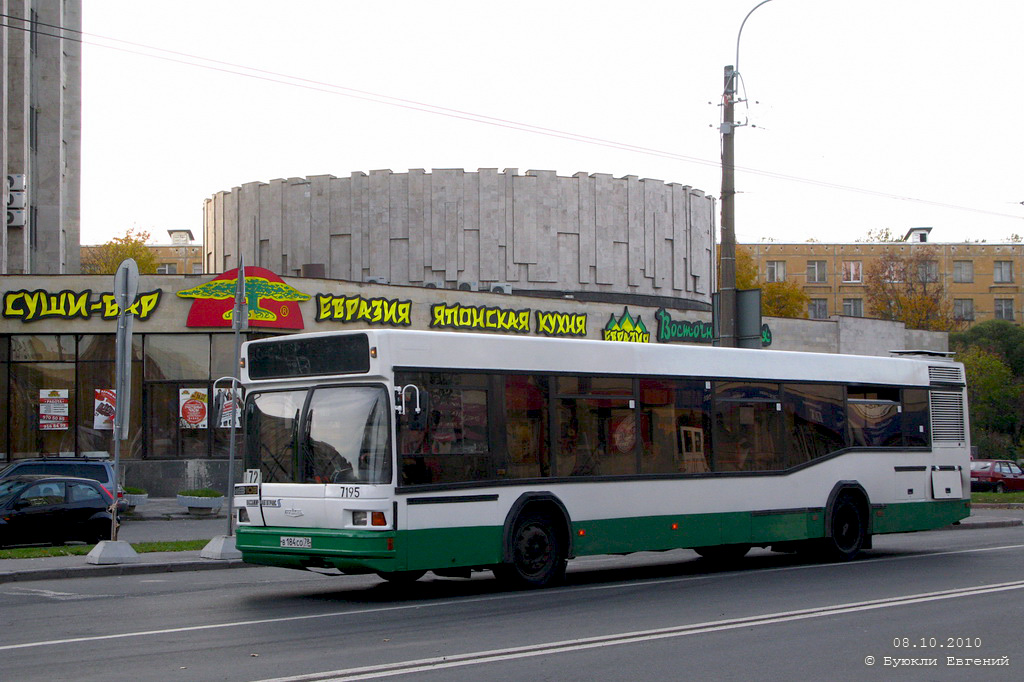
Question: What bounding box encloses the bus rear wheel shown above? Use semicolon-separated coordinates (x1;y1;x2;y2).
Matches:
495;512;566;589
819;494;867;562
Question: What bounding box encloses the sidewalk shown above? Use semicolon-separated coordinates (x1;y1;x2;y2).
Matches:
1;502;1021;584
1;497;248;584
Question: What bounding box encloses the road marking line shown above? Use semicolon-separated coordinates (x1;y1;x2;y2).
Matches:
2;542;1022;653
2;587;112;601
256;579;1024;682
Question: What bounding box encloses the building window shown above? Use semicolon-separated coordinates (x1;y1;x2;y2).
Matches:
953;260;974;283
917;260;939;283
156;263;178;275
995;299;1015;320
841;261;862;283
953;299;975;321
994;261;1014;284
766;261;786;283
842;298;863;317
807;261;827;284
882;261;903;283
809;299;828;319
192;264;204;274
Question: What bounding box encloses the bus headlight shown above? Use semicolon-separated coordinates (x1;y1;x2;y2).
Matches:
353;511;367;526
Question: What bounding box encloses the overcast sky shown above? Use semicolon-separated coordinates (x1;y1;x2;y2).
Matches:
79;0;1024;246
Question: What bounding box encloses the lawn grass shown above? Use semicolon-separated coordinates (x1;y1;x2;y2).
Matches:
972;491;1024;505
0;539;210;560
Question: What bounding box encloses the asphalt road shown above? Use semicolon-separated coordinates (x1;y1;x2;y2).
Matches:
2;520;1023;682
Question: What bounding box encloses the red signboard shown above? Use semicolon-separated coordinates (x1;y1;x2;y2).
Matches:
177;266;309;330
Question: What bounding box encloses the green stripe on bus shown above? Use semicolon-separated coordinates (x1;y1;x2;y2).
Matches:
870;498;970;534
237;499;969;573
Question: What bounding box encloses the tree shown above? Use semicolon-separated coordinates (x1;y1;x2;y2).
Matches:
950;319;1024;376
863;246;962;332
731;248;809;318
81;228;159;275
856;227;898;243
958;346;1022;457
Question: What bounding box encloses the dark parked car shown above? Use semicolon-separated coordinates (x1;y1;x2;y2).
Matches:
0;457;126;510
970;459;1024;493
0;475;117;547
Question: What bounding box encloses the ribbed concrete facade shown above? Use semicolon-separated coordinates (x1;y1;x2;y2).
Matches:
2;0;81;274
204;169;716;308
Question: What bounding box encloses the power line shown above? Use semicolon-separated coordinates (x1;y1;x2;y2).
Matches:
3;13;1021;222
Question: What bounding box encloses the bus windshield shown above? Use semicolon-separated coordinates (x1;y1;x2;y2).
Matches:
246;385;392;485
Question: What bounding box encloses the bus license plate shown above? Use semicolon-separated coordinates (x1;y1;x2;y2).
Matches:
280;536;312;549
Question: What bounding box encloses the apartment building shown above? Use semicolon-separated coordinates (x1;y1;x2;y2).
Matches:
79;229;203;275
740;228;1023;327
150;229;202;275
3;0;82;274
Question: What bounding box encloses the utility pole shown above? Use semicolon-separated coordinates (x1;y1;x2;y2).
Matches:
719;0;774;348
719;64;738;348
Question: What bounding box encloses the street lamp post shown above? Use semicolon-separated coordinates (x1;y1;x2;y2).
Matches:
719;0;774;347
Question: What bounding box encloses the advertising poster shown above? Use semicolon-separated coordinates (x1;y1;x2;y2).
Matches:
213;388;242;429
179;388;209;429
93;389;116;430
39;389;70;431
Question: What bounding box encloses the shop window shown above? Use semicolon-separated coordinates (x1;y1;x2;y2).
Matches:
146;383;211;459
10;335;75;362
144;335;210;380
0;337;8;458
10;363;75;457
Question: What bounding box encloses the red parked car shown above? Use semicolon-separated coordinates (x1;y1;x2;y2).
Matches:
970;459;1024;493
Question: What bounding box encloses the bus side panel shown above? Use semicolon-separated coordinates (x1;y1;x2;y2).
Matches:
872;499;971;534
399;498;505;571
400;526;504;571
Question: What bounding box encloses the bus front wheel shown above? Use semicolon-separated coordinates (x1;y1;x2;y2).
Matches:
495;512;567;588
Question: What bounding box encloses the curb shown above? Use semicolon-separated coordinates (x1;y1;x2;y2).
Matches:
0;558;248;584
944;518;1023;530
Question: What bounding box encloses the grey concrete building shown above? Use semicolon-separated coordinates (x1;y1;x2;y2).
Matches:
204;169;717;312
3;0;81;274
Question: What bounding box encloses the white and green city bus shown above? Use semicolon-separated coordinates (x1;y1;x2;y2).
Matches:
233;329;970;587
